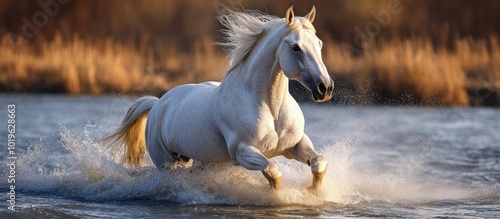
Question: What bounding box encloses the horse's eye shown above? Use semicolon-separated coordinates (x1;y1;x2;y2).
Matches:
291;44;301;52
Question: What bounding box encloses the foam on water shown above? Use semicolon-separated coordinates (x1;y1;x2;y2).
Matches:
10;123;494;207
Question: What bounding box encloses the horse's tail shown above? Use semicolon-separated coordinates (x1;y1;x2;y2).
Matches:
102;96;159;168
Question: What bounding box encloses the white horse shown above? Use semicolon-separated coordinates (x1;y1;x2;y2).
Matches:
103;6;334;190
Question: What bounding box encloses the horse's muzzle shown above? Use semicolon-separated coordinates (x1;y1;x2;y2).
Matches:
312;79;334;102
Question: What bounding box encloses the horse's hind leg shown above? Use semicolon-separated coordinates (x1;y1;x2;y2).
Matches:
285;134;327;190
168;153;193;169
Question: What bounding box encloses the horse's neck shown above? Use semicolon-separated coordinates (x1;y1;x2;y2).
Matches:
233;27;288;119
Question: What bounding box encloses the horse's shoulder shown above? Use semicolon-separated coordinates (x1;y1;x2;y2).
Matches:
276;95;305;129
281;94;303;115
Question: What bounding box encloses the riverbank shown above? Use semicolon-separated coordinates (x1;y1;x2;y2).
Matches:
1;34;498;106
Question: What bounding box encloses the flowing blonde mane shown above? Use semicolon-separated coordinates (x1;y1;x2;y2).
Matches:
217;9;315;74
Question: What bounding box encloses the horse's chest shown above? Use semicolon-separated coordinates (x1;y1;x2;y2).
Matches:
258;118;302;157
277;119;302;143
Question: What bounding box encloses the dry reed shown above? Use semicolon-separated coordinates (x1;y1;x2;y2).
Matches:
324;36;499;106
1;0;499;105
0;34;226;95
1;34;498;106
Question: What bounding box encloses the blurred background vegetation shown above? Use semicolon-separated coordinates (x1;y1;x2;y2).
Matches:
1;0;499;106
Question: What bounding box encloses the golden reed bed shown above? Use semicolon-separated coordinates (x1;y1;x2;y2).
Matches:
2;34;498;106
1;0;498;106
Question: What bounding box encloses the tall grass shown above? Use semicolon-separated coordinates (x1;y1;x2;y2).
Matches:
0;34;226;94
1;0;499;105
324;36;500;106
2;33;498;105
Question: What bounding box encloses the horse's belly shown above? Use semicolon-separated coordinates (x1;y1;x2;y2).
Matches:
168;120;230;162
149;84;231;164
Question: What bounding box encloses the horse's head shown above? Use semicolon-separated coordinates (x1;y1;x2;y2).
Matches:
277;6;334;102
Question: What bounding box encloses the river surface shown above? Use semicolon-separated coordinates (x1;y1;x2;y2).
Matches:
0;94;499;218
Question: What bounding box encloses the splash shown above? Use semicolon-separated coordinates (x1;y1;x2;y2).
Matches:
320;142;495;205
10;124;494;206
12;125;328;205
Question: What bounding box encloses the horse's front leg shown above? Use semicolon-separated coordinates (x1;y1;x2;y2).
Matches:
285;134;327;190
233;143;282;190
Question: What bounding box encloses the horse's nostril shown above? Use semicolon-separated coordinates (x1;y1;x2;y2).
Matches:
328;80;334;93
318;83;327;95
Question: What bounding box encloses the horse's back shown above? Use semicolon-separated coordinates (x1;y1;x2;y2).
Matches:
146;83;231;167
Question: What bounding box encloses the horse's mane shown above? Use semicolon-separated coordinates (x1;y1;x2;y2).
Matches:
217;8;315;74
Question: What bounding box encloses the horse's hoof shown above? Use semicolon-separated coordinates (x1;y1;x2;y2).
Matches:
309;169;325;192
263;163;282;190
269;177;282;190
307;181;321;191
306;185;322;196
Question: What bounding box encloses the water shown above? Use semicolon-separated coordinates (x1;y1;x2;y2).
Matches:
0;94;499;218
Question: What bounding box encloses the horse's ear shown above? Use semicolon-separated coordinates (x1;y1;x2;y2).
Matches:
305;6;316;23
285;6;294;25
